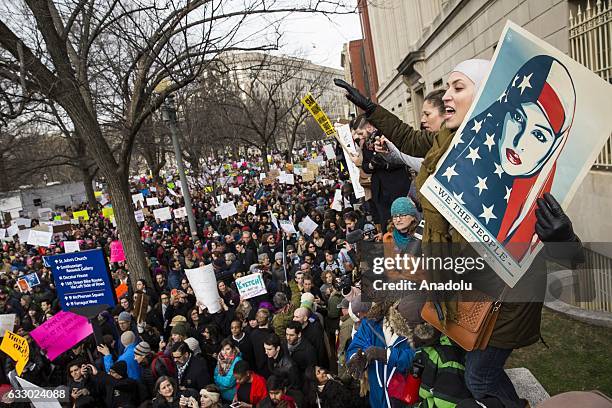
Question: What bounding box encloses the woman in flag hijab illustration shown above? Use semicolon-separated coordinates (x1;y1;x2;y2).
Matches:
438;55;575;262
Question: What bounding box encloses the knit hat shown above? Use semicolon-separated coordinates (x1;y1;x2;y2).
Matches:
274;252;284;261
169;315;187;327
390;197;417;218
451;59;490;91
171;322;188;337
110;360;127;378
300;292;315;311
134;341;151;357
184;337;201;355
120;331;136;346
118;311;132;322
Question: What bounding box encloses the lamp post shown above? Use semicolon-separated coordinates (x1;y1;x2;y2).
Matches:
161;94;199;239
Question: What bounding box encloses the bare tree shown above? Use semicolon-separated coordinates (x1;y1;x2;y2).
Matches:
0;0;353;286
134;117;169;184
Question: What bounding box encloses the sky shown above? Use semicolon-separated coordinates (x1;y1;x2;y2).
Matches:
274;11;364;70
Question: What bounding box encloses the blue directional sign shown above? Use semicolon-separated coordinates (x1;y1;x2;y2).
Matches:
48;249;116;314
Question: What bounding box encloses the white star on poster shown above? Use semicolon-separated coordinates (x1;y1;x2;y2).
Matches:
466;146;481;164
479;204;497;225
453;191;465;205
484;133;495;152
494;162;504;178
504;186;512;202
518;73;533;94
442;164;459;182
475;176;488;195
471;119;483;133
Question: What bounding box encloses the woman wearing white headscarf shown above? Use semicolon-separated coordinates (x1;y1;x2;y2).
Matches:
335;59;583;408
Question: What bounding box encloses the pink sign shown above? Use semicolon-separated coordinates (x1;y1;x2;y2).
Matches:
30;311;92;360
110;240;126;262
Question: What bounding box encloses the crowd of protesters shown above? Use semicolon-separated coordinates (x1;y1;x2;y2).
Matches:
0;58;593;408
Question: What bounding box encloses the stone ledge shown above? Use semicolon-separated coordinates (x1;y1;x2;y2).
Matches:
506;367;550;407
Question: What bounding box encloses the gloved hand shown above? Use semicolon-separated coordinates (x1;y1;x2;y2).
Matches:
334;79;377;115
369;153;389;171
338;273;352;294
365;346;387;363
535;193;576;242
347;349;368;379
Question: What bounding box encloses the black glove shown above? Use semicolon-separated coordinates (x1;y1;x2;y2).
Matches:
369;153;389;171
347;349;368;379
338;273;352;294
535;193;576;242
365;346;387;363
334;79;377;115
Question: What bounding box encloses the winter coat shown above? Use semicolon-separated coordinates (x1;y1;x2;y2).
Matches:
92;372;142;408
103;343;141;380
346;318;414;408
214;354;242;401
267;349;301;389
235;372;268;405
178;355;210;392
367;105;583;349
288;337;317;378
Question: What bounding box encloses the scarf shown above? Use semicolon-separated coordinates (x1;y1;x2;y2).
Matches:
216;348;238;376
392;228;414;252
286;337;302;354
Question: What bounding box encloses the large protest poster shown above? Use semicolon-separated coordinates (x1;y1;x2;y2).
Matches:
235;273;267;299
110;240;126;263
26;229;53;247
30;311;92;361
335;124;365;199
0;314;16;337
185;265;221;313
421;21;612;287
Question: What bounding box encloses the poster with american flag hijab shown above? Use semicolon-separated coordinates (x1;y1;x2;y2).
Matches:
421;21;612;287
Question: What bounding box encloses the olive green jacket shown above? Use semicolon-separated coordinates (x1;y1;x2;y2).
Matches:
367;105;544;349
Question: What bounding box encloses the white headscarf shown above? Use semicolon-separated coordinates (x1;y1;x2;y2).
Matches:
451;59;490;91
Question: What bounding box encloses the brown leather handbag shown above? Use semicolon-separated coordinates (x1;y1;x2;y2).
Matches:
421;290;504;351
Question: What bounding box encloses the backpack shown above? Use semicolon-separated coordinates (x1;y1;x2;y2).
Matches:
417;336;472;408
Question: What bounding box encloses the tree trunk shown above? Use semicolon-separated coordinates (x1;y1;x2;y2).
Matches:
262;143;270;171
81;168;97;209
62;98;153;287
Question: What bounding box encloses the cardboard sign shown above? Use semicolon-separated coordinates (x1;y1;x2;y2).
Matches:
6;224;19;237
0;330;29;375
132;193;144;205
134;210;145;223
235;273;267;299
217;202;237;219
0;314;16;337
63;241;80;253
110;240;126;263
185;265;221;313
146;197;160;206
153;207;172;221
133;293;149;324
173;207;187;218
30;311;92;361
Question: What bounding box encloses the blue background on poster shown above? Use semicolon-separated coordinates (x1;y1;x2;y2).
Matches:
48;249;116;311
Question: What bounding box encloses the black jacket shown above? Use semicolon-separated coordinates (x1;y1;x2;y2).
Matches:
177;355;210;392
227;333;255;369
301;320;328;368
92;373;142;408
248;327;274;376
288;338;317;376
267;348;301;389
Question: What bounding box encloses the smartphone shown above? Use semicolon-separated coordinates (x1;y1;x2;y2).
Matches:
230;402;243;408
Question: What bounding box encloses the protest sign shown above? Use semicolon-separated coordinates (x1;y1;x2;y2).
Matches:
285;174;295;185
101;207;114;219
49;249;116;315
0;314;15;337
72;210;89;221
63;241;80;253
18;272;40;292
167;182;176;189
279;220;297;235
132;193;144;205
298;216;318;236
150;186;158;192
218;202;237;219
146;197;160;206
52;222;72;233
37;208;53;220
247;205;257;215
335;123;366;199
30;311;92;361
153;207;172;221
17;228;31;243
301;171;314;182
270;212;279;230
0;229;5;238
6;224;19;237
133;293;149;324
27;229;53;247
235;273;267;299
15;377;62;408
163;196;174;206
110;240;126;263
323;144;336;160
229;187;240;196
185;265;221;313
115;282;128;299
0;330;29;375
168;188;179;197
421;21;612;287
100;195;109;206
301;93;336;136
331;189;343;211
14;218;32;228
94;191;102;197
134;210;145;223
173;207;187;218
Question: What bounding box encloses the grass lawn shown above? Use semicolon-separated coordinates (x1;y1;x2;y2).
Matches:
506;308;612;396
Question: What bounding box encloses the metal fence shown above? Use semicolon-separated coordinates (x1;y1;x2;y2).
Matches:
573;247;612;313
569;0;612;169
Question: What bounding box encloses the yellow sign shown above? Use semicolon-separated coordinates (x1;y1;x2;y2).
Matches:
301;93;336;136
94;191;103;197
72;210;89;221
0;330;29;375
204;186;213;193
102;207;114;219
